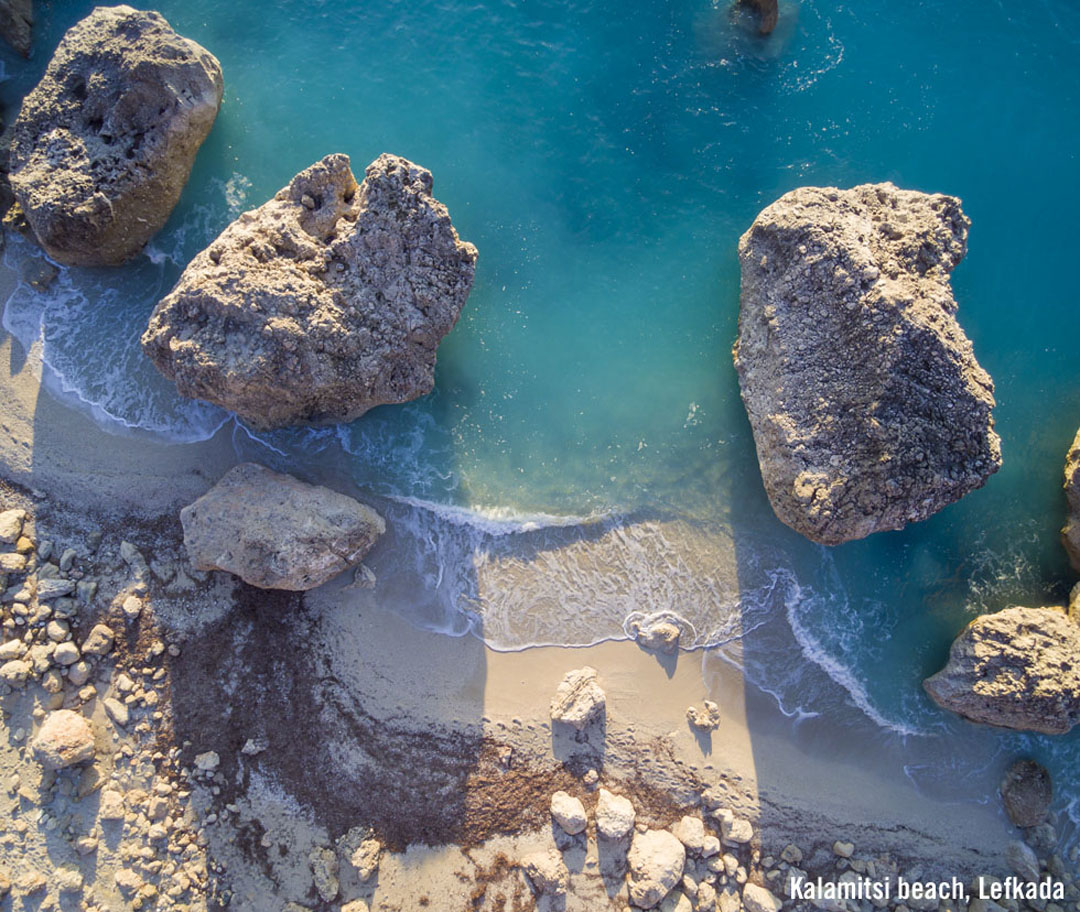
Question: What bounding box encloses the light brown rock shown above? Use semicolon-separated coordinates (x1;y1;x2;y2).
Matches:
31;709;95;769
142;152;477;429
180;463;385;590
734;183;1000;545
8;6;223;266
628;828;686;908
924;606;1080;734
550;666;605;730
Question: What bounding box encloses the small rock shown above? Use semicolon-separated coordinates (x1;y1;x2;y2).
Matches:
194;750;220;772
781;844;803;865
661;890;694;912
99;789;125;820
41;668;63;693
37;578;75;600
55;866;83;893
0;659;30;685
59;548;77;572
104;697;130;729
833;841;854;858
309;846;339;902
0;639;25;661
122;595;143;619
31;709;95;769
75;835;99;855
722;817;753;846
743;883;783;912
550;666;606;730
550;790;587;835
53;641;80;665
45;619;69;642
596;788;636;840
630;617;682;653
0;552;27;572
19;871;47;895
241;737;268;755
687;701;722;731
67;660;92;686
349;837;381;882
0;509;26;543
1000;759;1052;828
628;828;687;908
521;849;570;898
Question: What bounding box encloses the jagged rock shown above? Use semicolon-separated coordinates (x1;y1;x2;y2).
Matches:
7;6;223;266
1063;428;1080;571
627;829;686;909
924;606;1080;734
630;617;681;653
661;891;695;912
521;849;569;898
180;463;385;591
308;847;339;903
142;152;478;429
0;0;31;56
81;624;115;656
733;183;1000;545
738;0;778;34
687;701;721;731
1001;760;1052;828
596;788;635;840
743;883;783;912
0;508;25;544
31;709;95;769
672;816;706;855
550;666;606;730
550;790;587;835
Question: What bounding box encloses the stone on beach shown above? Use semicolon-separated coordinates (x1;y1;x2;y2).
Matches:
1000;759;1052;829
595;788;635;840
180;463;385;591
31;709;95;769
549;666;606;730
686;701;721;731
1063;427;1080;571
743;882;784;912
550;790;587;835
142;152;478;429
8;6;223;266
0;508;25;544
630;617;682;654
627;828;686;908
733;183;1000;545
924;606;1080;734
520;848;569;898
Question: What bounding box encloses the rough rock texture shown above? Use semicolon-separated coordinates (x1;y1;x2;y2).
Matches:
1063;428;1080;571
520;849;569;898
733;183;1000;545
142;152;478;429
630;617;681;654
180;463;385;591
1000;759;1052;829
743;883;784;912
8;6;223;266
627;829;686;909
924;606;1080;734
31;709;95;769
0;0;32;57
549;666;606;730
549;790;587;835
738;0;778;34
595;788;635;840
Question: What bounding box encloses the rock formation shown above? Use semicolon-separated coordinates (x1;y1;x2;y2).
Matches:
180;463;385;591
142;153;478;429
549;666;606;730
1063;427;1080;571
0;0;32;56
31;709;95;769
7;6;223;266
733;183;1000;545
738;0;778;35
1000;759;1052;829
627;829;686;908
924;606;1080;734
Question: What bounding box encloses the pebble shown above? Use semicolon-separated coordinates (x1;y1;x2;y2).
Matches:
45;619;69;642
833;840;855;858
53;641;80;665
122;595;143;619
194;751;220;772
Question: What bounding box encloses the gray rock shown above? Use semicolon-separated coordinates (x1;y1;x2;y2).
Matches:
103;697;129;729
924;606;1080;734
550;790;587;835
672;816;706;855
31;709;95;769
1005;840;1040;883
180;463;385;591
550;666;606;730
1064;428;1080;571
733;183;1000;545
596;788;635;840
36;578;74;600
0;0;33;56
628;828;686;908
308;847;339;903
142;153;478;429
8;6;223;266
521;848;569;897
1001;760;1052;828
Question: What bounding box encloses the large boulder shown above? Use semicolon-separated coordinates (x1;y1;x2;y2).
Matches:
1000;759;1052;829
627;829;686;908
733;183;1000;545
7;6;223;266
1063;427;1080;571
180;463;385;591
142;153;478;430
0;0;32;56
924;606;1080;734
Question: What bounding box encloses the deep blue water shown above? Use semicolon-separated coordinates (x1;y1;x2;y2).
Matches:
2;0;1080;828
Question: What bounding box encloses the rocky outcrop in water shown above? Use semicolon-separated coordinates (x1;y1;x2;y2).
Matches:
0;0;32;56
738;0;778;34
923;606;1080;734
733;183;1001;545
142;153;478;430
1063;427;1080;571
1000;759;1052;829
180;463;385;591
7;6;223;266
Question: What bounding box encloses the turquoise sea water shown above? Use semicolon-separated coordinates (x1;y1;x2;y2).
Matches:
3;0;1080;831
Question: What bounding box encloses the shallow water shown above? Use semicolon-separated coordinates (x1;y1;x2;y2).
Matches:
2;0;1080;830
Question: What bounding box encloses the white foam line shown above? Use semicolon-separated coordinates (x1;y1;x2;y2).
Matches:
386;493;615;537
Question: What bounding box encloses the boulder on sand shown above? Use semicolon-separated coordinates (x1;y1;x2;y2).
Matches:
733;183;1000;545
8;6;223;265
1063;427;1080;571
924;605;1080;734
549;666;606;730
142;152;478;430
180;463;385;591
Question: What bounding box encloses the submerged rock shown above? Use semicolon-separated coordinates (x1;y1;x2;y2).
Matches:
924;606;1080;734
733;183;1000;545
8;6;223;266
142;153;478;429
1000;759;1052;829
1063;427;1080;571
550;666;606;730
738;0;778;34
180;463;385;591
0;0;32;57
